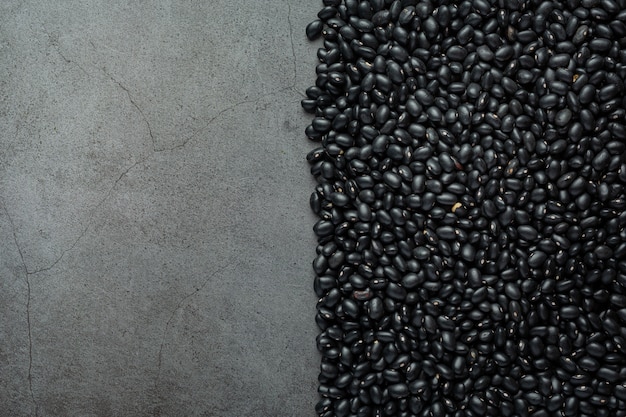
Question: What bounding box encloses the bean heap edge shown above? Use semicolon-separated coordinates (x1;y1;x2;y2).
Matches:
303;0;626;416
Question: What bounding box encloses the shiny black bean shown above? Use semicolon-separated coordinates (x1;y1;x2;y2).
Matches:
388;383;409;399
306;20;324;40
592;149;610;171
304;2;626;414
554;109;572;127
447;45;467;61
517;225;538;241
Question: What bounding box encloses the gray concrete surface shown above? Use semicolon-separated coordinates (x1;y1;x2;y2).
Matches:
0;1;322;415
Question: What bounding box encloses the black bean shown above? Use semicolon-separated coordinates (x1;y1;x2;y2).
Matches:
528;251;547;268
382;171;402;189
554;109;572;127
495;45;514;61
306;20;324;40
592;149;610;171
422;16;438;38
594;245;612;259
517;225;538;241
415;89;434;106
371;10;390;26
304;2;626;415
388;383;409;399
579;84;596;104
447;45;467;61
517;69;534;84
436;192;456;206
590;38;612;52
504;282;521;301
615;384;626;401
334;133;353;148
469;395;487;414
559;306;579;319
573;25;589;44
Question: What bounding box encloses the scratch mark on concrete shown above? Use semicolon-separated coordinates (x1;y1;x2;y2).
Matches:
290;85;306;99
89;39;126;56
154;263;231;394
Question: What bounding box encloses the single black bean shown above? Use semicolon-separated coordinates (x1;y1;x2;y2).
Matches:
447;45;467;61
436;192;456;206
592;149;610;171
554;109;572;127
367;297;383;321
382;171;401;189
579;84;596;104
388;383;409;399
589;38;612;52
517;225;538;241
306;20;324;40
528;251;547;268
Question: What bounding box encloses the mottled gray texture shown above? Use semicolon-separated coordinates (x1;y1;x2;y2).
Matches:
0;1;321;415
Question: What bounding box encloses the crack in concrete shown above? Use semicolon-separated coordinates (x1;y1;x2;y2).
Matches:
99;65;284;153
0;157;144;414
0;156;146;413
103;69;157;152
1;203;39;417
158;97;264;152
41;25;90;77
5;28;307;411
52;45;90;77
154;263;231;398
6;86;295;277
287;4;297;88
18;158;144;277
290;85;307;99
286;5;306;100
287;3;307;98
24;276;37;417
44;25;305;154
160;85;302;152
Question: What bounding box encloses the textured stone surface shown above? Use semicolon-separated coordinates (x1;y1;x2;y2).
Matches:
0;1;320;415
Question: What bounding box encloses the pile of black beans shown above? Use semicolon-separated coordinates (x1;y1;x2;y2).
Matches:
303;0;626;416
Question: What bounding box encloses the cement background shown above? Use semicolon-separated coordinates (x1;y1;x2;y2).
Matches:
0;1;322;415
